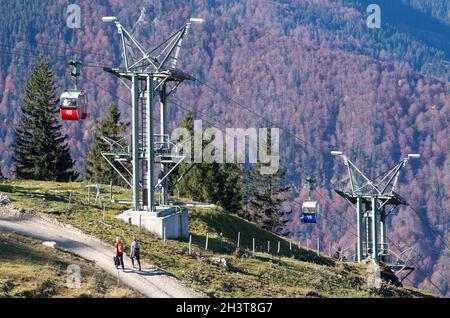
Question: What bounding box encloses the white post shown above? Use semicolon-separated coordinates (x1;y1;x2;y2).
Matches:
237;232;240;248
317;238;320;256
252;238;255;253
277;241;280;255
163;227;166;242
267;241;270;253
205;233;209;250
67;191;72;210
87;184;91;207
188;235;192;255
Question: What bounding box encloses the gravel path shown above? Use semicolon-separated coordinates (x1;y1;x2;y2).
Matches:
0;206;201;298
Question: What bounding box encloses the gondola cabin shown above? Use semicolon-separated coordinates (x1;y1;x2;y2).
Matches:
301;200;319;223
59;90;87;120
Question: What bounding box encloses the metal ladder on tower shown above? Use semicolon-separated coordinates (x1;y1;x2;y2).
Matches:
140;94;149;205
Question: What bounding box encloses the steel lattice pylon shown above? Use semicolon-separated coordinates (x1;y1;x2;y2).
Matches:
101;16;202;212
331;151;420;281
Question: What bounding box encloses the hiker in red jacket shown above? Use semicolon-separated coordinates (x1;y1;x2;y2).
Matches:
114;236;125;270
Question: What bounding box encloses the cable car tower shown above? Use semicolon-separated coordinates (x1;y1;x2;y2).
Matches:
101;16;202;218
331;151;420;279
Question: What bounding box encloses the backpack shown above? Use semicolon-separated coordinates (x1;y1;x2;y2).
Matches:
133;241;140;252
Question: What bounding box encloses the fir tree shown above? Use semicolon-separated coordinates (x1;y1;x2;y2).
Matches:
242;127;291;235
243;165;292;235
171;111;243;212
216;162;243;212
13;56;77;181
84;103;128;185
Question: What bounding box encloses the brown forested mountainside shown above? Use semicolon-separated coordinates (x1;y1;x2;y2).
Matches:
0;0;448;295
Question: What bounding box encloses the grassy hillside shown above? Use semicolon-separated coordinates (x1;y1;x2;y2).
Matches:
0;231;142;298
0;180;433;298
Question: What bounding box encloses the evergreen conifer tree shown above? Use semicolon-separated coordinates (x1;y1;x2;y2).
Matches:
84;103;128;185
243;165;292;235
13;57;78;181
171;111;243;212
242;127;291;235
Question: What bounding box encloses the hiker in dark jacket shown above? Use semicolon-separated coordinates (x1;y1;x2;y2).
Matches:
130;237;141;271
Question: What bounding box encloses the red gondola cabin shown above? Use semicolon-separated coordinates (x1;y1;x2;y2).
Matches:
60;90;87;120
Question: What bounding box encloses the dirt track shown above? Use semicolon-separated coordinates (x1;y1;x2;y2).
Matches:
0;207;201;298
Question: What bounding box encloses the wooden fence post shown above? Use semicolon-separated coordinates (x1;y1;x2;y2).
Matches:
67;191;72;210
317;238;320;256
188;235;192;255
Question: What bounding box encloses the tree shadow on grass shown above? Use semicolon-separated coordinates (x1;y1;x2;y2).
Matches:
0;184;68;205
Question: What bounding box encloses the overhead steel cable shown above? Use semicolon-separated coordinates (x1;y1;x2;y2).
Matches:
3;17;447;296
194;79;320;152
407;204;450;250
316;189;448;297
2;33;114;61
0;45;113;69
9;57;447;297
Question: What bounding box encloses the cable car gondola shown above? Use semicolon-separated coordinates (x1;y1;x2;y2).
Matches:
59;59;88;121
301;177;319;224
60;90;87;120
301;200;319;223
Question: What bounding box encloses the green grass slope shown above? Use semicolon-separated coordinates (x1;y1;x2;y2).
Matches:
0;231;142;298
0;180;434;298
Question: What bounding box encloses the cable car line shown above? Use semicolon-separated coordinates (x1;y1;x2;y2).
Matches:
314;189;447;296
2;33;114;61
8;56;446;297
0;40;115;67
407;204;450;249
194;79;320;153
0;45;113;70
83;76;173;133
3;26;447;295
386;235;447;296
170;76;450;277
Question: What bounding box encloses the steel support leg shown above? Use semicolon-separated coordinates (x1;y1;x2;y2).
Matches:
380;206;387;262
356;196;363;262
131;75;140;211
160;82;169;205
146;75;155;212
365;204;370;259
371;197;379;261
